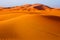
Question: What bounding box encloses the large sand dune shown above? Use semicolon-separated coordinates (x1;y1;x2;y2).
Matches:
0;3;60;40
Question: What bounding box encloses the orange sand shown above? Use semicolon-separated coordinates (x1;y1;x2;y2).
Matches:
0;4;60;40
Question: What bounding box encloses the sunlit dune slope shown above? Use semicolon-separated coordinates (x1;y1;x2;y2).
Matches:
0;3;60;40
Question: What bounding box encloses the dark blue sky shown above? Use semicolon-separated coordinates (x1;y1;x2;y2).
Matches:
0;0;60;8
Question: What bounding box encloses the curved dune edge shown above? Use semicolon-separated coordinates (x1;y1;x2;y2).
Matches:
0;14;60;40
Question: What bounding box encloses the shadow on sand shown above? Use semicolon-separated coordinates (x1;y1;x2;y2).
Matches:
42;15;60;22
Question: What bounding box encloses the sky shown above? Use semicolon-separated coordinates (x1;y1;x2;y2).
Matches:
0;0;60;8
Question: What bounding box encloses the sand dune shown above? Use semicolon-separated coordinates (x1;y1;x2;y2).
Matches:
0;3;60;40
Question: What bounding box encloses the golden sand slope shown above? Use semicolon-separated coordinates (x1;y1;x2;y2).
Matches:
0;4;60;40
